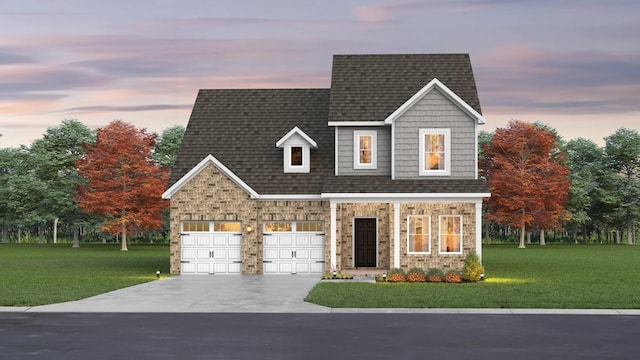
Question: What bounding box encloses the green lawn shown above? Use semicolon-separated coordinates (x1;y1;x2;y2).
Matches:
306;245;640;309
0;244;170;306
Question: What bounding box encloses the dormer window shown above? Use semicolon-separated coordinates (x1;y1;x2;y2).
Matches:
353;130;377;169
276;127;317;173
290;147;303;166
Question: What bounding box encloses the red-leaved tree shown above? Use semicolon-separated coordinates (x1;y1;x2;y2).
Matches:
482;120;570;248
76;120;168;251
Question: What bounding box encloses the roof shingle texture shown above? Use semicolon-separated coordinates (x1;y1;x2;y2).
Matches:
168;89;334;194
328;53;482;122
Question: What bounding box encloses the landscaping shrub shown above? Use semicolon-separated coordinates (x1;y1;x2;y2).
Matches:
426;268;444;282
387;267;406;282
462;251;484;282
406;267;426;282
444;270;462;283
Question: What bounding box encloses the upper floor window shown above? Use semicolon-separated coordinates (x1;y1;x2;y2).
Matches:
354;130;377;169
439;215;462;254
408;215;431;254
290;146;303;166
276;127;316;174
419;128;450;176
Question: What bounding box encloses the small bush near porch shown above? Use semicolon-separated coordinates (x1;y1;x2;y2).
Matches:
305;245;640;309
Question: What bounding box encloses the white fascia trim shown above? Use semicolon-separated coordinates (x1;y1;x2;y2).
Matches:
161;154;259;199
275;126;318;148
384;78;486;125
328;121;387;127
322;193;490;203
258;194;323;200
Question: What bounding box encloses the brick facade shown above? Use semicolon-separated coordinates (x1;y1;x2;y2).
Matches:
169;164;478;274
169;164;329;275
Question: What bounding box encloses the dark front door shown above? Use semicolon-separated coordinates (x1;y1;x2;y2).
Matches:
355;218;376;267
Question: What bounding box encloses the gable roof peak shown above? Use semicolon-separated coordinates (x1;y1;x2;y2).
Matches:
384;78;485;125
275;126;318;148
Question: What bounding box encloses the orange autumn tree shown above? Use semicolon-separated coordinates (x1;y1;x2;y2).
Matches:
482;120;570;248
76;120;168;251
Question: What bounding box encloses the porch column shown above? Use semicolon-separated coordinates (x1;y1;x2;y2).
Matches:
394;202;400;268
330;202;337;270
475;201;483;262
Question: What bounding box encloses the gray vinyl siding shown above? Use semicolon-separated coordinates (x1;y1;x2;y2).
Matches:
394;88;476;179
336;126;391;176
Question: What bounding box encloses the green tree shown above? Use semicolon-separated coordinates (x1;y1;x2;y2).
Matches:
563;138;605;243
29;119;95;246
153;125;185;169
604;128;640;245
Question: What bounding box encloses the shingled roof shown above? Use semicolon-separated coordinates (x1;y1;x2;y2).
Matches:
328;54;482;122
168;54;487;196
168;89;333;194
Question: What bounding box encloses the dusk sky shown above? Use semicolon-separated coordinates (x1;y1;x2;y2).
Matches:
1;0;639;148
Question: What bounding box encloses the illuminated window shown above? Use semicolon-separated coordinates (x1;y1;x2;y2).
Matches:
439;216;462;254
354;130;377;169
408;216;430;253
419;129;450;176
264;222;293;232
213;222;241;232
181;222;210;232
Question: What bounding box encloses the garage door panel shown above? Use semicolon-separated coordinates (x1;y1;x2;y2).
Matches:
295;235;310;246
181;232;242;275
310;235;324;246
295;249;310;260
182;248;196;261
181;235;197;247
212;235;227;246
310;248;324;261
228;235;242;246
278;235;293;246
227;248;242;260
196;235;211;247
263;231;325;274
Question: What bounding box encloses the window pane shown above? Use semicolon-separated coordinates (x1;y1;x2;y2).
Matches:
182;222;210;232
440;216;461;253
359;136;372;164
213;222;240;232
408;216;430;253
291;147;303;166
424;133;446;171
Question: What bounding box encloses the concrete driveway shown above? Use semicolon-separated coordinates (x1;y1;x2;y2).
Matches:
10;275;330;313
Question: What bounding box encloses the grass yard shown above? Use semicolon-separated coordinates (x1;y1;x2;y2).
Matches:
0;244;169;306
306;245;640;309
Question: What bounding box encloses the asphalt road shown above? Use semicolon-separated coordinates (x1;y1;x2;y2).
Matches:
1;313;638;360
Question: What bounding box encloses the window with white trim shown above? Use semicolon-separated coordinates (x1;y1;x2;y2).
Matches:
439;216;462;254
408;215;430;253
419;128;451;176
354;130;377;169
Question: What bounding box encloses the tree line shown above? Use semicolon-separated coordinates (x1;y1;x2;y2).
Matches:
0;119;184;247
1;118;638;247
480;120;640;246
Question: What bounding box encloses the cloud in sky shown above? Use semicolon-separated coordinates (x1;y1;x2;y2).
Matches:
0;0;639;148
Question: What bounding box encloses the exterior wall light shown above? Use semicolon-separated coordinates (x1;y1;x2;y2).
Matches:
246;225;253;233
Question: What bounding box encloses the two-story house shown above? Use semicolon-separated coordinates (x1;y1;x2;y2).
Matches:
162;54;490;275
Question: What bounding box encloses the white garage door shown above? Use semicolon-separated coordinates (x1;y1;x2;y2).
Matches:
180;221;242;275
263;221;325;274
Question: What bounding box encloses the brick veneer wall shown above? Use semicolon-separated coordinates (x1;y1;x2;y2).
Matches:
335;203;391;270
399;202;476;271
168;164;329;274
